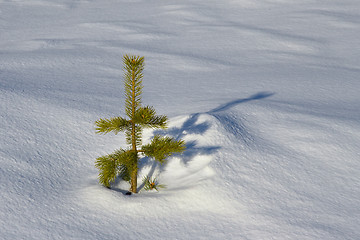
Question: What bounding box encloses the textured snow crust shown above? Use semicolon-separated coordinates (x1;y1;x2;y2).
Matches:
1;0;360;239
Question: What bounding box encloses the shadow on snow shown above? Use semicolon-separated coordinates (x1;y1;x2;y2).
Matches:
112;91;274;194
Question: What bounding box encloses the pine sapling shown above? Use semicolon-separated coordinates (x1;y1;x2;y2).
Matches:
95;55;185;193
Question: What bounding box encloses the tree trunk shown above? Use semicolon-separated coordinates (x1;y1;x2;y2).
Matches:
130;167;138;193
130;63;138;193
130;120;137;193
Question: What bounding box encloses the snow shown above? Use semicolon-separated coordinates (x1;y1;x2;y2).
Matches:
1;0;360;239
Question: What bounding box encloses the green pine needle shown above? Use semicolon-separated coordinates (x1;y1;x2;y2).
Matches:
95;154;118;188
95;117;130;134
134;106;168;129
142;176;166;191
123;55;144;119
142;135;186;163
95;149;139;187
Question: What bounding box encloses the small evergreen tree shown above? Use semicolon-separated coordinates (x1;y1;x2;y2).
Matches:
95;55;185;193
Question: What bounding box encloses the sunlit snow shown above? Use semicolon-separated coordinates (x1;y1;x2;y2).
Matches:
1;0;359;239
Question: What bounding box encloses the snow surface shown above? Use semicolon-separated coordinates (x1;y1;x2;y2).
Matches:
1;0;360;239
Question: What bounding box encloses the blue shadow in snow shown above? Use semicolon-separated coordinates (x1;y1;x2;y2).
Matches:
208;92;275;113
114;91;275;193
154;91;275;164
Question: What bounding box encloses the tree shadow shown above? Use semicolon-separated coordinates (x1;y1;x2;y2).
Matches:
208;92;275;113
111;187;131;195
112;91;275;194
141;92;275;187
156;91;274;144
